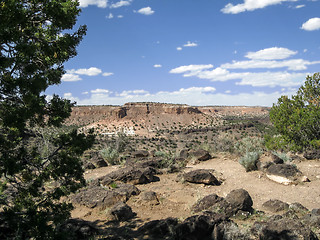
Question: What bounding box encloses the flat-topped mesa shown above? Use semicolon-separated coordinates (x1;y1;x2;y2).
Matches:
123;102;201;116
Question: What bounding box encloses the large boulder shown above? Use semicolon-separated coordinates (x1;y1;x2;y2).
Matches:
189;149;212;161
137;218;178;239
251;217;318;240
266;164;302;185
108;202;135;221
262;199;289;213
192;194;224;213
71;183;140;210
182;169;221;185
224;189;253;213
133;150;149;158
304;149;320;160
104;166;156;184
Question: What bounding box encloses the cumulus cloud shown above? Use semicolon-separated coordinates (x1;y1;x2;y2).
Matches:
136;7;155;15
91;89;112;94
245;47;297;60
221;59;320;71
295;4;305;8
301;17;320;31
169;46;320;88
183;41;198;47
63;88;296;107
154;64;162;68
72;67;102;76
221;0;297;14
79;0;108;8
176;47;182;51
61;73;82;82
109;0;131;8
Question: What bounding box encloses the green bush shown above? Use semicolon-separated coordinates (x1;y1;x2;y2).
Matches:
100;147;120;165
239;151;260;172
235;136;265;156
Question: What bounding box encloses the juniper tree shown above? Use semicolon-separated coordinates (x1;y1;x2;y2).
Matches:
0;0;94;238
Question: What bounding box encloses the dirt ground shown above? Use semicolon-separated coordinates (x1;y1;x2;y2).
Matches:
73;154;320;226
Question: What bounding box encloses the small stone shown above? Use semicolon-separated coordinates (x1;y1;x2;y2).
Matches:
301;176;310;182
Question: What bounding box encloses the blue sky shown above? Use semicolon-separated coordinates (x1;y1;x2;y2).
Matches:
47;0;320;106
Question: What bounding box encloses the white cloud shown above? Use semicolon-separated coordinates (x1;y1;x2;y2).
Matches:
301;17;320;31
61;73;82;82
117;15;124;18
221;0;297;14
79;0;108;8
91;89;112;94
245;47;297;60
109;0;131;8
72;67;102;76
102;72;114;77
154;64;162;68
136;7;155;15
176;47;182;51
295;4;305;8
170;64;214;74
221;59;320;71
106;13;114;19
183;41;198;47
63;88;296;107
82;91;89;95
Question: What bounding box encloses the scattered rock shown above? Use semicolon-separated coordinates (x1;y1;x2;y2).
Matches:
289;202;309;212
251;217;318;240
189;149;212;161
109;202;135;221
304;149;320;160
266;164;301;185
262;199;289;213
60;219;98;240
192;194;224;213
225;189;253;213
182;169;221;185
179;149;189;159
104;166;156;184
137;217;178;239
133;150;149;158
140;191;159;205
267;164;301;178
71;184;139;210
311;209;320;216
301;175;311;182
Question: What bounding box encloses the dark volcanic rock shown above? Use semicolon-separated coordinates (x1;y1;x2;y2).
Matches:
192;194;224;213
137;218;178;239
183;169;221;185
262;199;289;213
304;149;320;160
140;191;159;205
109;202;135;221
179;149;189;159
266;164;301;178
271;153;284;164
71;183;140;210
189;149;212;161
104;166;156;184
71;186;127;210
133;150;149;158
60;219;98;240
225;189;253;212
251;217;318;240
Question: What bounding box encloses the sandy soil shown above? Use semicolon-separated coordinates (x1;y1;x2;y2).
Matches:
73;155;320;225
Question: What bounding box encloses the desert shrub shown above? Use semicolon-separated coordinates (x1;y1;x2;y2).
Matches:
235;136;265;156
100;147;120;165
239;151;260;172
155;151;186;172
